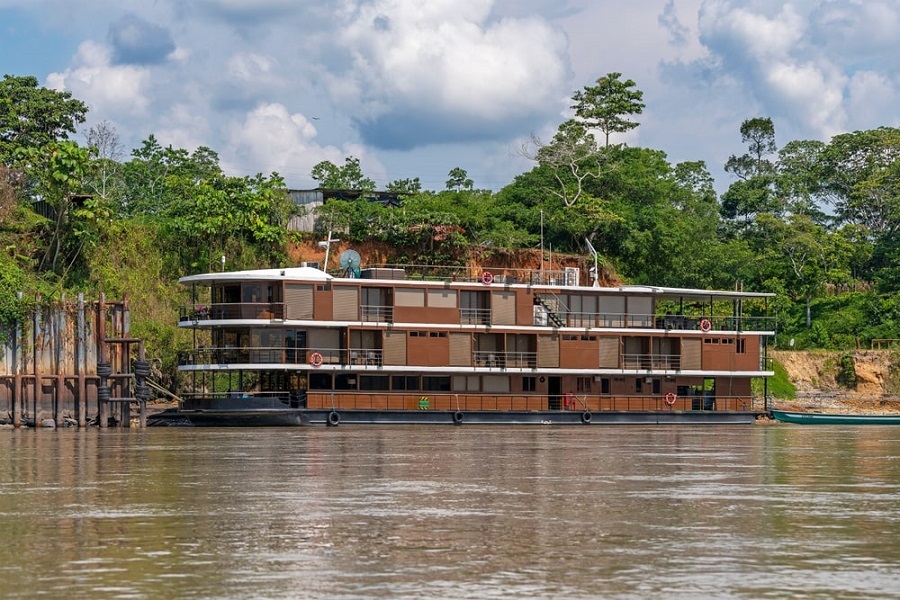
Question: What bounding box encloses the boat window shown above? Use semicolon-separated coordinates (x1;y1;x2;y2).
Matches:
243;284;263;303
222;285;240;303
576;377;592;393
736;339;746;354
335;374;356;390
391;375;419;390
308;373;332;389
523;376;536;392
359;375;389;391
635;378;643;393
422;376;451;391
600;378;610;394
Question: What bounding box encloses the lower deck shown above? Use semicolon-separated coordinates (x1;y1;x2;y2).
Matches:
152;407;762;427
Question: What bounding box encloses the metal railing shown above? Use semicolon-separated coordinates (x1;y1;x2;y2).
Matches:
472;351;537;368
361;305;393;323
461;307;491;325
621;353;682;370
180;302;284;321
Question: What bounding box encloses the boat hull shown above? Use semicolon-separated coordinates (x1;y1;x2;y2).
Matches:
771;409;900;425
150;407;758;426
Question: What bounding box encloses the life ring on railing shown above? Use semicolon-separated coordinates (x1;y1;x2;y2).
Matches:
481;271;493;285
327;411;340;426
699;318;712;333
309;352;323;367
581;411;592;424
665;392;677;406
453;411;464;425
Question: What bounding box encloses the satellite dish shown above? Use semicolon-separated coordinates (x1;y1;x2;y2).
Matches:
338;249;362;278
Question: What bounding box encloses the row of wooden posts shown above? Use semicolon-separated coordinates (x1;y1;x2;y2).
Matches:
0;294;148;428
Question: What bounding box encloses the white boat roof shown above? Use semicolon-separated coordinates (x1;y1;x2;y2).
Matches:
179;266;773;299
179;266;333;284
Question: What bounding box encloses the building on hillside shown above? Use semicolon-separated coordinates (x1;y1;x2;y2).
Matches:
287;188;402;232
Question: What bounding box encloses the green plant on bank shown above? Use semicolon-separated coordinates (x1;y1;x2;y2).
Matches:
886;351;900;397
835;353;858;389
756;359;797;400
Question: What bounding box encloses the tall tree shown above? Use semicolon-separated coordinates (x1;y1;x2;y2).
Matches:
571;72;645;147
84;120;126;206
520;120;616;209
445;167;473;192
721;117;780;227
386;177;422;196
14;140;92;274
311;156;375;191
0;75;88;165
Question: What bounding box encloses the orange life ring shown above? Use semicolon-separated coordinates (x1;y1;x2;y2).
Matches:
481;271;493;285
309;352;323;367
699;318;712;333
665;392;677;406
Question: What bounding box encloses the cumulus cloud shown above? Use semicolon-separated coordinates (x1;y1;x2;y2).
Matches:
223;102;381;185
659;0;691;47
46;40;151;118
330;0;570;149
108;14;175;65
691;0;900;138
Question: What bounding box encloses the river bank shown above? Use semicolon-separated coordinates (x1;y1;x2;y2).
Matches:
772;350;900;414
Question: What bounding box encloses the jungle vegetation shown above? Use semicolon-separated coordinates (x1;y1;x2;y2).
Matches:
2;72;899;385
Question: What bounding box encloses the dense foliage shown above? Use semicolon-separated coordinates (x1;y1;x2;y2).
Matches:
1;72;898;382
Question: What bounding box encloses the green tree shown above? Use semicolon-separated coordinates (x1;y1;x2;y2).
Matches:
15;140;92;275
386;177;422;195
721;117;780;228
445;167;473;191
819;128;900;237
311;156;375;191
775;139;829;220
0;74;88;165
571;72;645;147
121;135;223;217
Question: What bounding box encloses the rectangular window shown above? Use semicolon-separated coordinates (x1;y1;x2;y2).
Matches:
635;378;643;393
359;375;390;391
423;376;451;391
309;373;332;390
576;377;591;393
652;379;661;394
600;378;610;394
335;374;357;390
523;376;536;392
736;339;746;354
392;375;420;390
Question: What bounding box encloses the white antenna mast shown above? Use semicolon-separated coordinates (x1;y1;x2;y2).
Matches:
585;237;599;287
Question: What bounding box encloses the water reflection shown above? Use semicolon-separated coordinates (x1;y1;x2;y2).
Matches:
3;425;900;598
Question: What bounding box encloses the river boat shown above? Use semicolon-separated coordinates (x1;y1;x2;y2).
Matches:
162;259;776;426
770;409;900;425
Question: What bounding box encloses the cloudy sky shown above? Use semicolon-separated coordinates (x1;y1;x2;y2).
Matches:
1;0;898;192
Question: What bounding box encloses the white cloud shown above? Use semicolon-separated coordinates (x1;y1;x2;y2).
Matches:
331;0;570;148
223;103;382;185
846;71;899;129
46;40;151;118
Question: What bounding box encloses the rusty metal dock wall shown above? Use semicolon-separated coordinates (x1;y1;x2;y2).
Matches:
0;294;147;428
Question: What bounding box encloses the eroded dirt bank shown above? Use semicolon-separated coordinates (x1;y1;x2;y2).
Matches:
772;350;899;413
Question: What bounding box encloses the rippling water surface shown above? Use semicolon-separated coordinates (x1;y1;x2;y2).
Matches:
3;425;900;598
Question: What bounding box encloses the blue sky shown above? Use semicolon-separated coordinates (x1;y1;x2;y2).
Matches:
2;0;898;192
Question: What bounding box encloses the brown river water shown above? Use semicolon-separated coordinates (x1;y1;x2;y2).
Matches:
2;424;900;599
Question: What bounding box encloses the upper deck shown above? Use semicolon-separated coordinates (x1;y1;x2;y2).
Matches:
179;264;776;334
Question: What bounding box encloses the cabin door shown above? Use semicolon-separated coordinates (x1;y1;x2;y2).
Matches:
548;376;562;410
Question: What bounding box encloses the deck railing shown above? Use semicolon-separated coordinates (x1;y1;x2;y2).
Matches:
622;353;681;370
179;303;774;332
